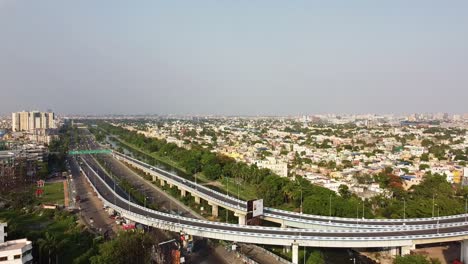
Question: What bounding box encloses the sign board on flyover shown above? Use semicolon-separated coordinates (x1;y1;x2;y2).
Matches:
246;199;263;225
68;149;112;155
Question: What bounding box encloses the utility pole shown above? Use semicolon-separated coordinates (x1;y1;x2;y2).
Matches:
329;194;332;218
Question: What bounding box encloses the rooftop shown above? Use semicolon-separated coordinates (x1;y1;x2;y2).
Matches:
0;239;31;252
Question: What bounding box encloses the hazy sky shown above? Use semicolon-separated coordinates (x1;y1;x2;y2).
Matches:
0;0;467;116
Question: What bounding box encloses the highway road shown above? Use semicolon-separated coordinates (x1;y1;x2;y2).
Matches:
80;155;468;239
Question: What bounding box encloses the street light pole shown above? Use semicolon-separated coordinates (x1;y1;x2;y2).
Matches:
465;196;467;223
432;194;435;218
237;178;240;206
128;188;131;211
329;194;332;218
403;198;406;222
225;176;229;223
356;204;359;225
114;180;117;206
300;188;303;216
303;246;306;264
362;201;365;219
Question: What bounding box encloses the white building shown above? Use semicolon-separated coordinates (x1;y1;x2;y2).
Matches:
0;223;33;264
255;157;288;177
0;223;6;243
11;111;55;132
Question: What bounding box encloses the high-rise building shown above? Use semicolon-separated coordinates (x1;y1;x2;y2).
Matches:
19;112;30;131
47;112;55;129
11;113;20;132
40;112;48;129
11;111;56;132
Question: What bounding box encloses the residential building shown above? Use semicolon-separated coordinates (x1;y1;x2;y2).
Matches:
255;157;288;177
0;223;33;264
11;111;55;132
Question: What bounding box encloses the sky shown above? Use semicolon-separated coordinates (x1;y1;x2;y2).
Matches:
0;0;467;116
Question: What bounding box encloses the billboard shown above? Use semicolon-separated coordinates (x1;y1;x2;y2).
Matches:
252;199;263;217
246;199;264;225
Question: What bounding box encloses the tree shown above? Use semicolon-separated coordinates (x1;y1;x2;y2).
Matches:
203;164;222;180
421;139;433;147
37;232;58;264
306;249;325;264
419;164;430;171
338;185;351;199
420;153;429;162
90;232;154;264
394;254;440;264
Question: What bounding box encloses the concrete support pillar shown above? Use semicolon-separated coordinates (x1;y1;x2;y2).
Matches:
151;175;157;182
169;183;174;188
401;244;415;256
235;213;246;225
180;189;187;197
282;246;291;253
292;243;299;264
281;223;287;228
461;240;468;263
194;196;201;204
211;204;218;217
160;179;165;186
388;247;399;256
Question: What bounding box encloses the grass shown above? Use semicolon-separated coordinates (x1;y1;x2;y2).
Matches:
0;208;97;264
199;174;258;201
40;182;65;205
112;136;188;174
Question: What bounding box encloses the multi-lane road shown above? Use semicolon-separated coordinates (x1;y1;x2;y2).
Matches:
79;155;468;264
80;155;468;239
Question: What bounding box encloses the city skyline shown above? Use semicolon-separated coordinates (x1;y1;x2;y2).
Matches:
0;1;467;115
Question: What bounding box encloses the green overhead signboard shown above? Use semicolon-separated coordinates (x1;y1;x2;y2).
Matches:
68;149;112;155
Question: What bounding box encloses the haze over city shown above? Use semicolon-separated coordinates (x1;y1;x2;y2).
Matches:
1;0;467;115
2;1;468;264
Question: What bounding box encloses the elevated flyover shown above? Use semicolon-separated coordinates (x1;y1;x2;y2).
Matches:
80;156;468;264
112;151;468;229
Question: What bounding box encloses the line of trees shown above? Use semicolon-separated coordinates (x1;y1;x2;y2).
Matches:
98;122;371;218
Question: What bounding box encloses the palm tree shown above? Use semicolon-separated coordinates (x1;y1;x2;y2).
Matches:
37;232;57;264
282;182;296;203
